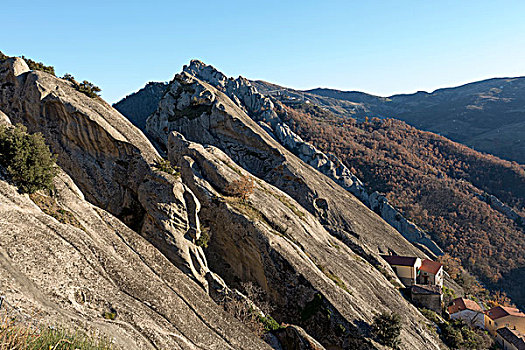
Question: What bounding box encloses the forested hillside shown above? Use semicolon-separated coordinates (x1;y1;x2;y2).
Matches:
282;102;525;307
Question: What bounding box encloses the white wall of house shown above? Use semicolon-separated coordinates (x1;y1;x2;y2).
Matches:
450;309;486;329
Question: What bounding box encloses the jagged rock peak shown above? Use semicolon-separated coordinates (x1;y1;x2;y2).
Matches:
183;59;230;89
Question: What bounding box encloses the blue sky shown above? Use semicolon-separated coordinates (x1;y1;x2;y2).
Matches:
2;1;525;103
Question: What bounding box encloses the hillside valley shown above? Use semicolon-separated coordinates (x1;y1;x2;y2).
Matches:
251;78;525;165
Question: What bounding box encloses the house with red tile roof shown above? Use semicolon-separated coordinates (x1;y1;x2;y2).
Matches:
417;259;444;287
486;306;525;335
448;297;486;329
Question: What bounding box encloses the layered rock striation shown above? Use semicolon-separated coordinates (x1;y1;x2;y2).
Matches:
145;67;445;349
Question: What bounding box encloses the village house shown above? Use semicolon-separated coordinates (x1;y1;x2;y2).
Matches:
381;255;422;286
447;297;487;329
486;306;525;336
417;259;444;287
496;327;525;350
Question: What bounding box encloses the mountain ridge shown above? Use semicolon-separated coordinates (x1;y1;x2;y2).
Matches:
253;77;525;164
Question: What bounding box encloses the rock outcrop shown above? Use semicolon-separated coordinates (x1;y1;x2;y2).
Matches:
168;132;441;349
0;164;270;349
148;60;443;258
478;192;525;225
0;56;449;349
146;68;445;349
0;58;215;291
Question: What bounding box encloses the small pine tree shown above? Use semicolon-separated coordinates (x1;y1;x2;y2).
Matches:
62;74;102;99
0;124;58;194
21;56;55;76
371;312;402;349
77;80;102;98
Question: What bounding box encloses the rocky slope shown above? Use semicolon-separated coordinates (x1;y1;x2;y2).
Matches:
0;56;449;349
252;78;525;164
0;114;269;349
119;61;444;259
144;64;446;349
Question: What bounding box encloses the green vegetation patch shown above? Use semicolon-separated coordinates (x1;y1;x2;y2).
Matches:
21;55;55;76
0;324;113;350
419;308;494;349
153;158;180;177
63;74;102;98
196;225;210;248
258;315;283;332
371;312;402;349
0;124;58;194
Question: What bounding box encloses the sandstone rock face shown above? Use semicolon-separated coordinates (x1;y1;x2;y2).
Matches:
147;69;429;261
0;57;447;349
178;60;443;257
0;58;212;289
144;65;445;349
0;168;270;349
167;132;442;349
115;61;443;258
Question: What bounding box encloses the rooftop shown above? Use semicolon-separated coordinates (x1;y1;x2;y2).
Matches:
381;255;419;267
420;259;442;274
497;327;525;350
487;306;525;320
448;297;482;314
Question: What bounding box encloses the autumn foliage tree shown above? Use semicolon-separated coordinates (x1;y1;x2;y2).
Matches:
225;175;255;201
282;102;525;306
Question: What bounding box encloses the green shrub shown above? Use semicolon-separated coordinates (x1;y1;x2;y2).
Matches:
258;315;282;332
0;51;8;61
21;55;55;75
0;124;58;194
154;158;180;177
371;312;402;349
62;74;102;98
78;80;102;98
103;312;117;320
196;225;210;248
420;308;494;349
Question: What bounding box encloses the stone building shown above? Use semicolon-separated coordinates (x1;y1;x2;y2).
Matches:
410;285;443;314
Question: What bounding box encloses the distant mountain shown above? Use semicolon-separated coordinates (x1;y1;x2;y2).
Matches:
252;77;525;164
113;81;168;130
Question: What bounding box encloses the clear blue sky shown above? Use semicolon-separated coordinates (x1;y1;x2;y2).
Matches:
2;1;525;103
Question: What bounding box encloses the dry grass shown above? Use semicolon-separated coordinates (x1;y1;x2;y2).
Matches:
0;315;113;350
29;193;85;231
